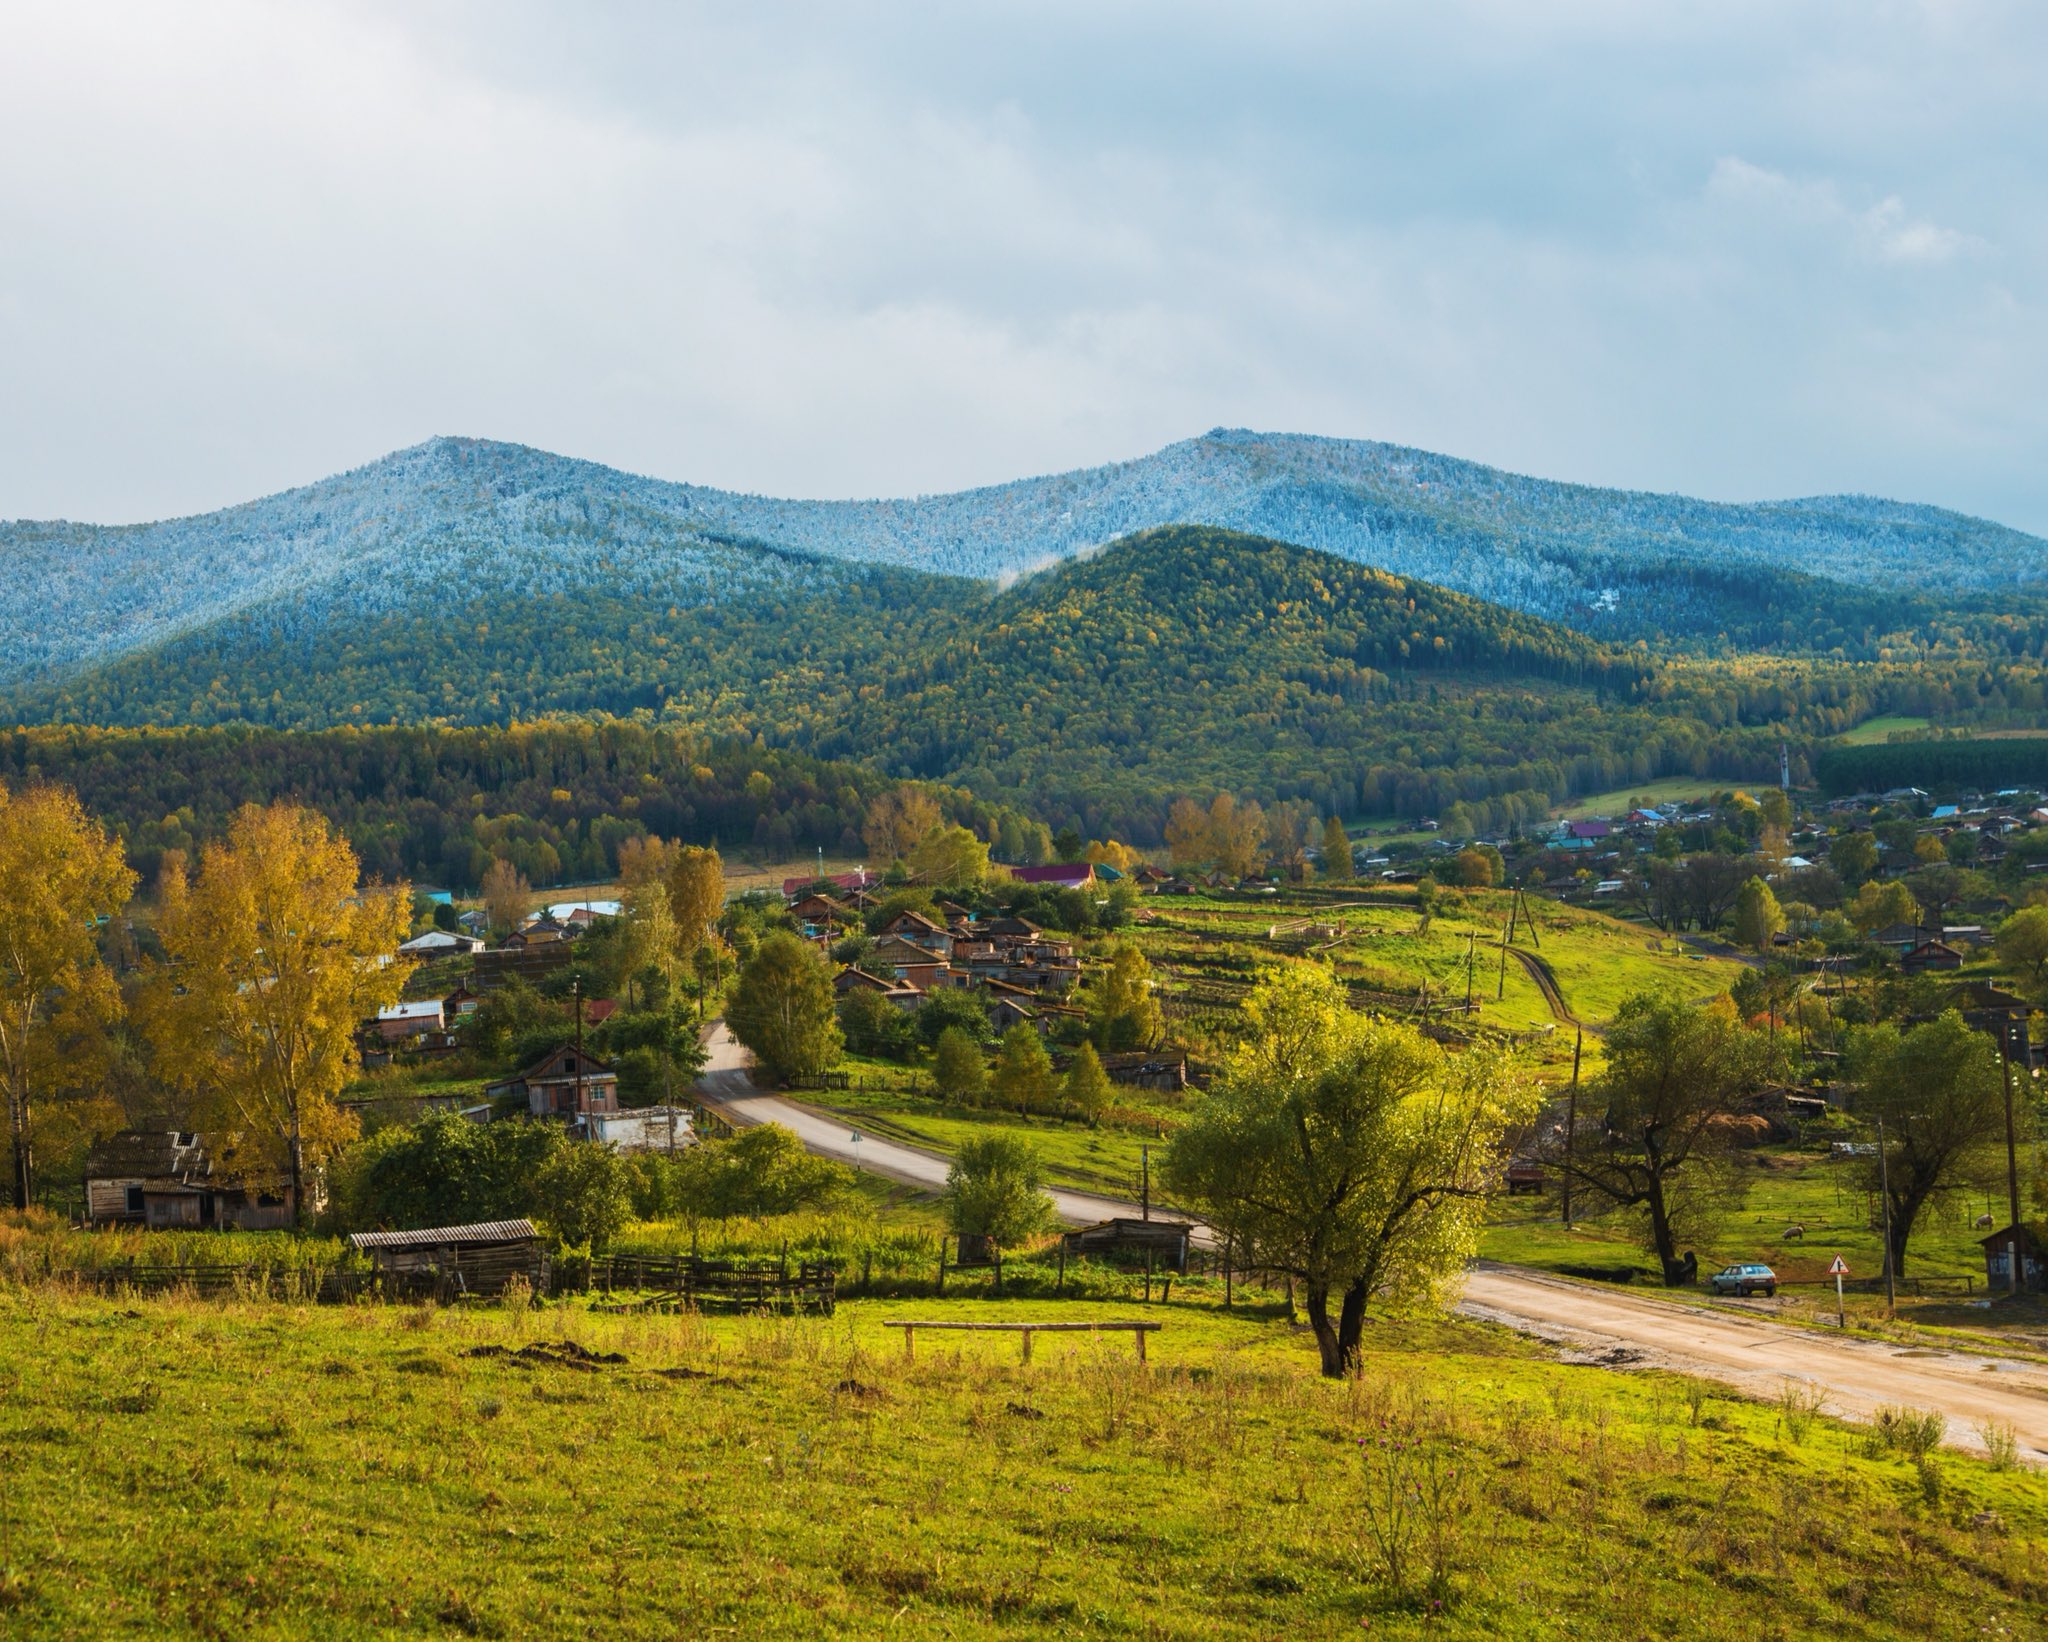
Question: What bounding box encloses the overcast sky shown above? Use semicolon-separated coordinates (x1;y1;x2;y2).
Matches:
4;2;2045;532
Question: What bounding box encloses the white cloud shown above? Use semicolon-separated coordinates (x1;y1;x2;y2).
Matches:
0;2;2043;531
1705;157;1981;265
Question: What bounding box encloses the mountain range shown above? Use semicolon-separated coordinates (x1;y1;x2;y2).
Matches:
7;429;2046;698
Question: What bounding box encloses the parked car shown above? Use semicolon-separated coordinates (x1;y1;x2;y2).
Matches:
1709;1262;1777;1298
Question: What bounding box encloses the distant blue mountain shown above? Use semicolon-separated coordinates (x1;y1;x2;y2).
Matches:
3;428;2042;689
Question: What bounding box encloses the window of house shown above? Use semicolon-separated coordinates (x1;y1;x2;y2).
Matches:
125;1185;143;1214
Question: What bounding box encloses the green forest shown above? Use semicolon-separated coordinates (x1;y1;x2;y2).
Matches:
10;528;2048;850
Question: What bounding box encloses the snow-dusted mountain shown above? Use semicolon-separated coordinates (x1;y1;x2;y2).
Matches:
4;428;2043;689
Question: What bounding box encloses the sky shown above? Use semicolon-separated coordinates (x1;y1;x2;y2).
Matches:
4;1;2046;532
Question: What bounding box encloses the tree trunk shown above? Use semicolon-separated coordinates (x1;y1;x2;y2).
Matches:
1304;1282;1347;1378
288;1104;306;1233
1334;1279;1370;1372
1645;1180;1681;1283
9;1084;32;1211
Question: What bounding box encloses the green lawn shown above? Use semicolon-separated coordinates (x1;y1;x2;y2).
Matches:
1835;715;1933;746
2;1287;2044;1637
1482;1143;2010;1320
1545;774;1725;818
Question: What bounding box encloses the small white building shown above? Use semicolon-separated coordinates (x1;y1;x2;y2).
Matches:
398;930;485;958
586;1106;698;1152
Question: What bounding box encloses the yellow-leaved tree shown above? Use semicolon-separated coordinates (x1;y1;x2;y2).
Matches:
150;804;411;1228
0;783;136;1209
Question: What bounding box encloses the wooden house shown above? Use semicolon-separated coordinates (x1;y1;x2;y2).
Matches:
83;1130;297;1230
833;966;894;996
874;909;953;956
485;1044;619;1119
375;1000;446;1041
1900;939;1963;975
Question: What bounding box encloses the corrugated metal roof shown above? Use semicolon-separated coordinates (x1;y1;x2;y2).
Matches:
346;1219;539;1251
378;1001;445;1021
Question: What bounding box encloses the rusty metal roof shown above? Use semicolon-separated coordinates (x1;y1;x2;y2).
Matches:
346;1219;539;1251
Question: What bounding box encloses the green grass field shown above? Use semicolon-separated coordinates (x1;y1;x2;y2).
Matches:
2;1286;2043;1638
1834;715;1933;746
1545;775;1725;818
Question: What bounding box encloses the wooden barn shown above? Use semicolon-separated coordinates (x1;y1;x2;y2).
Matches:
346;1219;547;1297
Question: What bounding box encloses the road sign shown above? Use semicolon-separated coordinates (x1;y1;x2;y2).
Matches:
1829;1255;1849;1326
1828;1255;1849;1276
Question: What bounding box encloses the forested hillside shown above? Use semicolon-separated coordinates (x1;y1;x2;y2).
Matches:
6;429;2046;695
19;527;2038;844
0;723;1010;892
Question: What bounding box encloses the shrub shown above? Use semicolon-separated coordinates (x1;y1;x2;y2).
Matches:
942;1136;1055;1246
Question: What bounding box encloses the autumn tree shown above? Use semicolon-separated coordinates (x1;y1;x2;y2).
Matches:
481;857;532;937
907;824;990;890
1321;816;1354;881
727;931;842;1085
1208;793;1268;879
1164;965;1536;1376
1164;798;1211;870
1731;876;1785;952
666;845;726;958
990;1023;1057;1116
150;803;410;1228
1085;838;1142;873
1090;943;1163;1052
862;787;942;864
615;833;676;890
1551;993;1769;1281
0;784;136;1208
1062;1040;1113;1122
1849;879;1923;936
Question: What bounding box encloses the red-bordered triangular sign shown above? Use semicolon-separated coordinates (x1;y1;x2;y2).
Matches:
1828;1255;1849;1276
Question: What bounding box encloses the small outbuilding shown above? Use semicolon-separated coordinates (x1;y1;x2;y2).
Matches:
346;1219;547;1297
1060;1217;1194;1272
1981;1224;2043;1292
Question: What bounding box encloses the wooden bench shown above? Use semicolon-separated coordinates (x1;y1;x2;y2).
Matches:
882;1318;1161;1363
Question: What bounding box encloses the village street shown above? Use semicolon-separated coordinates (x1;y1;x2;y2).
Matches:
698;1023;2048;1459
692;1022;1146;1228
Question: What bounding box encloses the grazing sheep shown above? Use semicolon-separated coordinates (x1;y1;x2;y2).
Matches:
1783;1225;1804;1241
1976;1212;1996;1230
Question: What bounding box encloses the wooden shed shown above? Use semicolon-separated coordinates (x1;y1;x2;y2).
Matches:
1060;1217;1193;1272
346;1219;547;1297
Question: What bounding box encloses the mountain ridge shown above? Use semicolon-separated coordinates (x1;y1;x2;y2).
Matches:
5;428;2044;692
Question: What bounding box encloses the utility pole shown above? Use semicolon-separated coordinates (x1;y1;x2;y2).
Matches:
573;977;586;1119
2001;1022;2023;1295
1464;930;1476;1011
1562;1027;1582;1227
1141;1145;1150;1222
1876;1113;1896;1314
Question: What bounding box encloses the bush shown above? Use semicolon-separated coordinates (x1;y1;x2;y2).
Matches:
838;987;915;1059
914;987;992;1049
1866;1404;1946;1461
533;1144;633;1251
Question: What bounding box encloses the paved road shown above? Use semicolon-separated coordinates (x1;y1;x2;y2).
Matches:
692;1023;1148;1227
1460;1261;2048;1459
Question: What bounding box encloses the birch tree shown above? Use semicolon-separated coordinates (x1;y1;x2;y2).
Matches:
150;804;410;1227
0;784;135;1208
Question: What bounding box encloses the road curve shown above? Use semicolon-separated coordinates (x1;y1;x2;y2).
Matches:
692;1023;1152;1227
1460;1261;2048;1459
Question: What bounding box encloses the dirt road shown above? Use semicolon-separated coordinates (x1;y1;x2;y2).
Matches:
692;1024;1144;1227
1460;1261;2048;1459
696;1026;2048;1454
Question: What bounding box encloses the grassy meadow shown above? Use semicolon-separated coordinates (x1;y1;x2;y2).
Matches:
2;1285;2045;1639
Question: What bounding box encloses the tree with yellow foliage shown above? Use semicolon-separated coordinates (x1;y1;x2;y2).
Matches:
666;844;726;958
0;783;135;1209
150;804;411;1228
862;787;942;864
